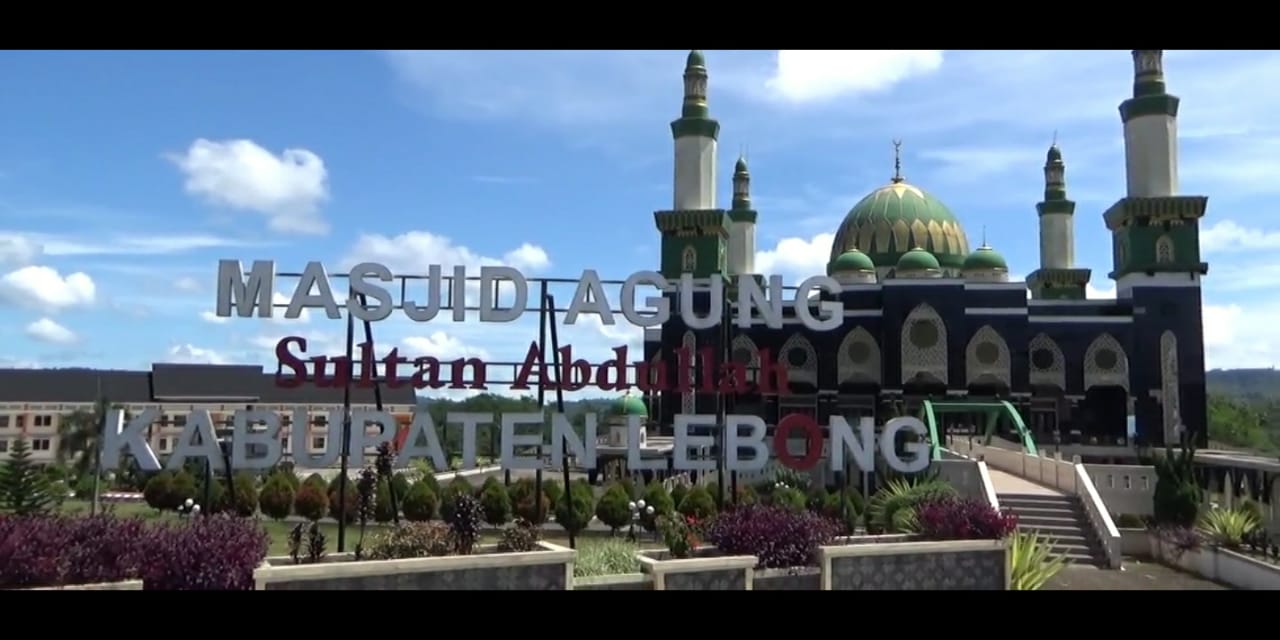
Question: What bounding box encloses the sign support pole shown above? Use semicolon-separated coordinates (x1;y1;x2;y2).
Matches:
336;292;355;553
545;293;574;549
533;280;548;525
357;291;399;525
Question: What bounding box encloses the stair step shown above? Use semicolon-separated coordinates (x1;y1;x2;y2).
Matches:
1014;514;1084;527
1006;505;1083;518
1019;530;1092;545
999;495;1077;507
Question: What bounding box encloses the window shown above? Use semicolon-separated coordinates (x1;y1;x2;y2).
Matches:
173;415;187;427
312;436;327;451
313;415;328;426
158;438;170;452
681;245;697;272
31;439;51;451
1155;235;1175;264
0;440;7;452
0;416;8;428
33;415;53;428
16;415;25;428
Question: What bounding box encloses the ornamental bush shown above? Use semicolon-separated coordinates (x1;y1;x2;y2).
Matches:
327;476;359;523
479;478;512;526
703;504;839;569
229;472;259;518
365;522;452;560
595;483;633;532
374;478;396;523
140;514;270;590
258;475;296;521
640;480;674;532
914;497;1019;541
555;479;596;537
293;484;328;522
677;485;717;520
440;476;475;524
401;481;439;522
143;471;177;511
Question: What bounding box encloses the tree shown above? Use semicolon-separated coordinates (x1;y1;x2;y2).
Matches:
401;481;439;521
595;483;633;533
328;475;359;523
373;478;396;523
259;475;296;520
555;479;596;537
172;470;198;507
143;471;177;511
640;480;674;532
0;437;57;516
677;485;717;520
229;472;259;517
479;478;512;526
439;476;474;524
294;484;328;522
55;396;112;481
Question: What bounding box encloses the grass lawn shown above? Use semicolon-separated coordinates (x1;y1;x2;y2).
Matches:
58;499;657;557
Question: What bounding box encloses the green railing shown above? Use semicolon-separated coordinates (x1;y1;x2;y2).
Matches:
920;399;1039;460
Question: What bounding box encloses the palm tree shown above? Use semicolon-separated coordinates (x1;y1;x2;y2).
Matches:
56;395;112;514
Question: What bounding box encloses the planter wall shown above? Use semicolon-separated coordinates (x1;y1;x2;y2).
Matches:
1119;528;1149;557
1148;533;1280;590
636;547;756;591
573;573;651;591
819;539;1009;590
754;567;821;590
253;541;576;590
23;580;144;591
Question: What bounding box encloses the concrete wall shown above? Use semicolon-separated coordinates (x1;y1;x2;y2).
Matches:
26;580;144;591
1085;464;1156;516
820;539;1008;590
1148;532;1280;590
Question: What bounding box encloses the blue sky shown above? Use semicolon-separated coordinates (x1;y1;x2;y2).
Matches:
1;50;1277;397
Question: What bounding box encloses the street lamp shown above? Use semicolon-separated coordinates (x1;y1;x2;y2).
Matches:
177;498;201;518
628;499;654;542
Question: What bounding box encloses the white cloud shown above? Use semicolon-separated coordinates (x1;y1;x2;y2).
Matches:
169;138;330;234
166;344;228;365
1201;220;1280;253
24;317;77;345
199;310;228;324
1202;301;1280;370
0;233;41;266
174;276;202;293
402;332;492;361
25;231;271;257
344;231;551;275
764;50;943;104
0;265;96;312
755;233;833;282
1086;281;1116;300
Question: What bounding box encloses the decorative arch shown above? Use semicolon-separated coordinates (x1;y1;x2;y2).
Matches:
1160;330;1182;443
681;331;696;414
901;303;948;385
1083;333;1130;392
837;327;881;386
779;333;818;388
1156;234;1175;264
681;245;697;272
1028;333;1066;391
965;325;1011;389
731;334;761;384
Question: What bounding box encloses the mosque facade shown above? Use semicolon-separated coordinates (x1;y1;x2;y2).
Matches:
641;50;1210;456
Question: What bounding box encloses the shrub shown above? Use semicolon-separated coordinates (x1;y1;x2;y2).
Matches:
140;514;270;590
734;484;758;506
401;481;439;522
143;471;177;511
1009;530;1067;591
543;479;564;512
867;477;956;534
201;475;227;514
1197;505;1260;549
657;514;704;559
258;476;296;521
0;514;150;588
327;476;359;523
508;478;552;524
1114;513;1146;528
171;471;198;507
555;479;596;537
805;487;829;513
618;476;638;500
768;486;807;513
574;538;640;577
439;476;474;524
272;466;301;492
1152;442;1202;527
1236;498;1265;526
303;473;328;492
677;485;717;520
417;468;440;495
293;484;328;522
365;522;454;560
670;483;689;511
229;472;259;517
391;472;411;499
915;497;1018;541
497;518;541;553
450;494;484;555
595;483;634;532
479;478;512;525
640;480;674;532
373;478;396;523
704;504;839;569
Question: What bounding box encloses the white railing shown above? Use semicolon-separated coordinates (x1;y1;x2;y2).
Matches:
1075;465;1123;569
937;450;1000;510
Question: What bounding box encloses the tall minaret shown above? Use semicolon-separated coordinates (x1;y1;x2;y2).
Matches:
1028;141;1091;300
727;156;758;275
1120;50;1179;197
670;50;720;211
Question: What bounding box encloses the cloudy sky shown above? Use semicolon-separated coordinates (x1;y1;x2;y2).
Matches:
0;50;1276;398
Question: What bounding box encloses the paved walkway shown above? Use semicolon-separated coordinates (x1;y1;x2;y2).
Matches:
1044;560;1232;590
987;469;1065;496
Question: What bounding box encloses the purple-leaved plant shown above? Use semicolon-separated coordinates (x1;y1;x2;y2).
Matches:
703;504;839;569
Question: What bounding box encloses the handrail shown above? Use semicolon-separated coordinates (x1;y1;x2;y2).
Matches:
976;461;1000;511
997;400;1039;456
1074;464;1122;569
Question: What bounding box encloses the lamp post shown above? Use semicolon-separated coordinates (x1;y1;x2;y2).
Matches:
628;499;654;542
177;498;201;518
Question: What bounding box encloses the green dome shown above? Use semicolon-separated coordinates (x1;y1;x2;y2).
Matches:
827;249;875;275
963;245;1009;272
830;180;970;269
896;247;941;272
1046;144;1062;164
612;394;648;418
734;156;748;174
686;50;706;68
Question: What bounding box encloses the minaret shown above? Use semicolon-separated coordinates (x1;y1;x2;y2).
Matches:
670;50;720;211
1120;50;1179;197
1027;141;1091;299
727;155;758;275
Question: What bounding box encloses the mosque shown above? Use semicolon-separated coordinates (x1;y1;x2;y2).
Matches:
636;50;1210;461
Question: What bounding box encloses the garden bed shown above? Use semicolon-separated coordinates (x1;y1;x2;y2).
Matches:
254;540;576;590
1148;532;1280;590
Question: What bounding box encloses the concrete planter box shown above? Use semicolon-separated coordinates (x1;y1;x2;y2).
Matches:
21;580;144;591
636;547;757;591
253;541;576;590
1119;528;1149;556
819;538;1010;590
573;573;651;591
1148;532;1280;590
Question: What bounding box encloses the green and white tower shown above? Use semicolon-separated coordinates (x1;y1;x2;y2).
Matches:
1027;143;1091;299
655;50;731;280
727;155;758;275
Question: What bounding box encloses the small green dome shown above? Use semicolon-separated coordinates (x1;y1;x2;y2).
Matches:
612;394;648;418
734;156;748;174
830;180;969;270
827;249;876;275
963;245;1009;272
896;247;941;272
686;50;706;68
1046;144;1062;164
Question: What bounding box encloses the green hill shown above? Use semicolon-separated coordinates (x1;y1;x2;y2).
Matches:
1205;369;1280;453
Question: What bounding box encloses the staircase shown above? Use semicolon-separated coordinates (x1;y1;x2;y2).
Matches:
1000;493;1109;567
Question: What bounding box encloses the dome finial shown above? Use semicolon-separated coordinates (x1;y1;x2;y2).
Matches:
891;139;905;183
982;225;987;248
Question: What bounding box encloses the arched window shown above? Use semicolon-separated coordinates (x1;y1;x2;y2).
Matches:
681;245;697;272
1155;235;1175;264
